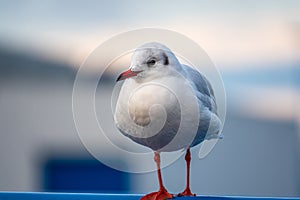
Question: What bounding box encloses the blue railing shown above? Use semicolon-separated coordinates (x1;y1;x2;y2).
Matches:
0;192;299;200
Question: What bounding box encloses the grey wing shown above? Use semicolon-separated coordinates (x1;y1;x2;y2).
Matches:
182;64;218;115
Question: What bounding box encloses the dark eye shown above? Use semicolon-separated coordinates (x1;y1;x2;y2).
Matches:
147;59;156;66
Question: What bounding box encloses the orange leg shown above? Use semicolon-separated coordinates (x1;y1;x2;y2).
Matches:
178;148;196;197
141;152;173;200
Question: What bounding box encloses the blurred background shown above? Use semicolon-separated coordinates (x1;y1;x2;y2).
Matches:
0;0;299;197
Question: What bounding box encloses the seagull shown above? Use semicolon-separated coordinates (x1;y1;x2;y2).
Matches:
114;42;222;200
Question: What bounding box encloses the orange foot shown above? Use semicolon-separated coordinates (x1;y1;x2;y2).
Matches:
177;188;196;197
141;188;173;200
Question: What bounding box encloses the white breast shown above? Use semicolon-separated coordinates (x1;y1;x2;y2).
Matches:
114;75;202;151
115;78;178;137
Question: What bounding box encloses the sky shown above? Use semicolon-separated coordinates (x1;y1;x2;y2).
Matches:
0;0;299;69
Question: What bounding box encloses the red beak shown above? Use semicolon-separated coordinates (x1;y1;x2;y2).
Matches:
116;69;142;82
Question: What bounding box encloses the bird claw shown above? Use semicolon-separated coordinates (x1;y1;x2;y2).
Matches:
177;188;196;197
140;188;173;200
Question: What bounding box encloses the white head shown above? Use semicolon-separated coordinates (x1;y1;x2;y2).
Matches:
117;42;181;82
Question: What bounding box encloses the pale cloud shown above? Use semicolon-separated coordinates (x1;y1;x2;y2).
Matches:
0;0;299;70
38;21;297;70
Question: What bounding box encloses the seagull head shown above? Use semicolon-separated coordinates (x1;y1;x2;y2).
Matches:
117;42;180;82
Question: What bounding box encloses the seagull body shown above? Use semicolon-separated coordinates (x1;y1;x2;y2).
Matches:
114;42;222;200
